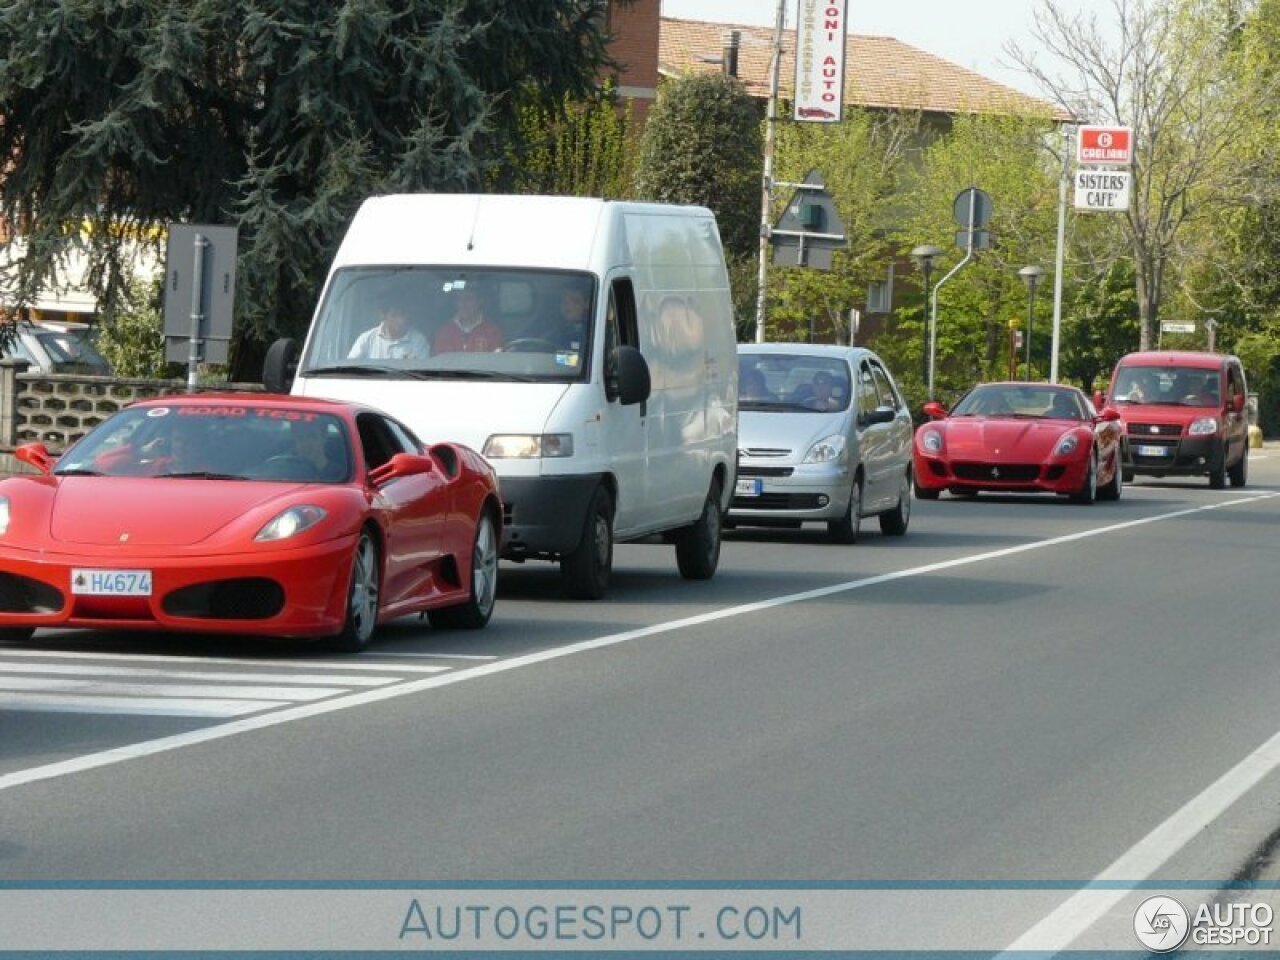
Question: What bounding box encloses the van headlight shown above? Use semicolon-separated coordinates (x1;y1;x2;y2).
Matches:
1189;417;1220;436
920;430;943;453
1054;434;1079;456
0;496;8;535
255;505;327;542
803;434;847;464
483;434;574;458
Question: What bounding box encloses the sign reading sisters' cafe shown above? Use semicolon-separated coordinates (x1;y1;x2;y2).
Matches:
794;0;848;123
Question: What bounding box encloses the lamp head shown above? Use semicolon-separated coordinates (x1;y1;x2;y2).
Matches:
1018;265;1045;289
912;244;944;268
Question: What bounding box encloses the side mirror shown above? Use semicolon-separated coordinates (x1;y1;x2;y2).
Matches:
862;406;897;427
610;345;651;406
1232;393;1246;414
263;338;300;394
369;452;434;487
922;401;948;420
15;442;55;475
1093;390;1106;408
1096;406;1123;423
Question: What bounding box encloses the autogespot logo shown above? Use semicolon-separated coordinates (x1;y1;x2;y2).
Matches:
1134;895;1190;952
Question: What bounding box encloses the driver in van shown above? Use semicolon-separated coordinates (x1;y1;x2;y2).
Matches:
348;293;430;361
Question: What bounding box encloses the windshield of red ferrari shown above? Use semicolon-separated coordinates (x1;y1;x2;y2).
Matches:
951;385;1087;420
1112;365;1221;407
54;406;352;483
301;267;596;382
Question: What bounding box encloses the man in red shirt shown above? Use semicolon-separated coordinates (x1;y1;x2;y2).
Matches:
433;285;505;354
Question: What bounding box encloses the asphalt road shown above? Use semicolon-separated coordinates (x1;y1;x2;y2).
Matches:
2;453;1279;908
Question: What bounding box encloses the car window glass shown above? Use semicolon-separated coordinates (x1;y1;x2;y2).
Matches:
857;363;878;418
870;363;899;411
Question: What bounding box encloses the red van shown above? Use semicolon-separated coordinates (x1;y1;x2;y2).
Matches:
1099;351;1249;488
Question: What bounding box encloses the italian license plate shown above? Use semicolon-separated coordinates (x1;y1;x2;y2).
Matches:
735;477;763;497
1135;444;1169;457
71;568;153;597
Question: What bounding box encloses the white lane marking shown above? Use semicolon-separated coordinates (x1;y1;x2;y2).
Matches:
0;678;346;701
0;693;287;718
0;663;397;686
1003;724;1280;952
0;649;450;673
375;652;500;660
1;492;1275;794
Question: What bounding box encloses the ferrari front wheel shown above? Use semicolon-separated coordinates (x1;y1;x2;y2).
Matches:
330;530;381;652
1098;450;1123;501
429;509;499;630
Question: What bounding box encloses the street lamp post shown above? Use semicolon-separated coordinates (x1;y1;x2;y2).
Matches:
911;245;943;387
1018;265;1044;380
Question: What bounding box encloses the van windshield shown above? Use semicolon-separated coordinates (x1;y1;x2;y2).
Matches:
301;267;595;382
1112;365;1220;407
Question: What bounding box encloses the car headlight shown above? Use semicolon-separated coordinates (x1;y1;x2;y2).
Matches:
921;430;943;453
803;434;847;464
1189;417;1220;436
0;496;8;535
255;505;327;542
1054;434;1079;456
483;434;574;458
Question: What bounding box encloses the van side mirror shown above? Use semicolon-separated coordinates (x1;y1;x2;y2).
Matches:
1096;407;1122;423
263;338;300;394
609;345;651;406
1093;389;1105;408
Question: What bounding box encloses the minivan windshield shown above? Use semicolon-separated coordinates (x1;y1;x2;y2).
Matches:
301;267;596;383
1112;365;1221;407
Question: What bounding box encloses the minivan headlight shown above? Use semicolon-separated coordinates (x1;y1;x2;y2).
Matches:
921;430;943;453
483;434;574;459
803;434;847;464
1189;417;1220;436
255;505;327;542
1054;434;1079;456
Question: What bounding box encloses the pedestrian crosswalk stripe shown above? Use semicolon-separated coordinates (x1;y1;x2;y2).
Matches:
0;692;287;718
0;662;398;686
0;677;348;701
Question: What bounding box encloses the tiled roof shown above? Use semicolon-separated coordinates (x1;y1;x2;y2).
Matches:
660;17;1069;120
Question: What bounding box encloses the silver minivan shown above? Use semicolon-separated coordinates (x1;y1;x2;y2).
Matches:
732;344;914;542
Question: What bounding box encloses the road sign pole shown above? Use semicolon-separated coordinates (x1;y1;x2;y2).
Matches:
1050;125;1072;384
186;233;209;393
753;0;787;344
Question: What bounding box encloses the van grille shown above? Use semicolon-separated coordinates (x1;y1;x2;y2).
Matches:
1125;422;1182;437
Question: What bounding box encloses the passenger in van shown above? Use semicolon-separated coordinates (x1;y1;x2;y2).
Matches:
551;282;591;350
433;285;505;354
348;295;430;361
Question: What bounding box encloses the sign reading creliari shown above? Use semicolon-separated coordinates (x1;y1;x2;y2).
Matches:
793;0;847;123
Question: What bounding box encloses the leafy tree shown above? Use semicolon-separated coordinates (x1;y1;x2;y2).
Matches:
0;0;617;379
95;271;170;379
634;72;762;260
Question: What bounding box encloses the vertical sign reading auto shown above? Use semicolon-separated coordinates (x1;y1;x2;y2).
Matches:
794;0;847;123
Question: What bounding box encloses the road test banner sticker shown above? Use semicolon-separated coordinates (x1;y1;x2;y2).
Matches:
794;0;847;123
3;884;1280;952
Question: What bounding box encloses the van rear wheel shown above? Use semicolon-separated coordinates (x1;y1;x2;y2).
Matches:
675;477;724;580
562;486;613;600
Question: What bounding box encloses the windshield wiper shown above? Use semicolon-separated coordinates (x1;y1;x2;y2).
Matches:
304;364;404;378
154;471;249;481
428;369;538;383
54;468;103;477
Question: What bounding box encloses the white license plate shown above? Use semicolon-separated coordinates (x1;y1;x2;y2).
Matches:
1135;445;1169;457
735;477;764;497
71;569;153;597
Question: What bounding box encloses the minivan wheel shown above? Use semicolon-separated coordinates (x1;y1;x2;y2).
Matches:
828;476;862;543
1229;447;1248;488
1209;447;1227;489
879;470;911;536
562;486;613;600
1098;451;1123;501
676;477;723;580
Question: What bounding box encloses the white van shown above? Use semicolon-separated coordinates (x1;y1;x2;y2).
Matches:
265;194;738;599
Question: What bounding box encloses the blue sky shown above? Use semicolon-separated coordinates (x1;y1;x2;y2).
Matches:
658;0;1123;97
